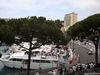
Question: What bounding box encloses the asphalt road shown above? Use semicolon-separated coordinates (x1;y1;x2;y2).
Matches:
73;43;100;64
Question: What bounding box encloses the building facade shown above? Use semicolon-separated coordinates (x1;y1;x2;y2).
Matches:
64;12;77;31
0;18;10;21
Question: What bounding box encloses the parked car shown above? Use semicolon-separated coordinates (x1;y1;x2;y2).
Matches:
87;51;93;55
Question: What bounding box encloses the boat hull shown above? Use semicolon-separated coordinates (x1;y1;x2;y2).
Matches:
0;58;57;69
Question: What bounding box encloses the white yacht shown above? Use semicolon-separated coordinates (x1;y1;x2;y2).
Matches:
0;49;59;69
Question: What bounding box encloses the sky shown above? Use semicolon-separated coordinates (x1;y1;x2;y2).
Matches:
0;0;100;21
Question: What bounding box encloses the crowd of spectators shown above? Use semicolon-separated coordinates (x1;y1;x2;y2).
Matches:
47;62;96;75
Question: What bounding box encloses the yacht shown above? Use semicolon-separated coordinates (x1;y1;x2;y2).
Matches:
0;49;59;69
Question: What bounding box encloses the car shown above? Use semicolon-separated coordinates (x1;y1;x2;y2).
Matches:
0;53;2;58
87;51;93;55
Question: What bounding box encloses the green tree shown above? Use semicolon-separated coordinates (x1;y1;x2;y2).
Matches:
0;25;15;45
0;19;6;26
19;24;30;41
55;19;63;29
0;16;66;45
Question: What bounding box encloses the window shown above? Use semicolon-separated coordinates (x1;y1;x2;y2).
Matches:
36;60;40;62
32;60;40;63
40;60;51;63
41;60;45;63
10;58;16;61
45;60;50;63
17;59;22;61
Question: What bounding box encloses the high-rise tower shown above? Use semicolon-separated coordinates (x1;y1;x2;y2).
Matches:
64;12;77;31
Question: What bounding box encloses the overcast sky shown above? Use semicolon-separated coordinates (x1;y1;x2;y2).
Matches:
0;0;100;21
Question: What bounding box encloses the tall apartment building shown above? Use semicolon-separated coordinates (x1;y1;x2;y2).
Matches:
64;12;77;31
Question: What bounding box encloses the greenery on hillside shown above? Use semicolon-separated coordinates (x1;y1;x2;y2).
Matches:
0;16;67;45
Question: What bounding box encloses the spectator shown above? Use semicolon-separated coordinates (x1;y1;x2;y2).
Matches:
80;64;82;70
54;68;58;75
59;67;63;75
66;67;70;73
52;70;56;75
48;70;53;75
87;63;90;69
90;62;94;69
35;71;39;75
64;67;66;72
69;67;73;75
73;65;76;71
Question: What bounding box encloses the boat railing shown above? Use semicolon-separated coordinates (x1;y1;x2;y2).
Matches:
31;54;58;60
46;56;58;59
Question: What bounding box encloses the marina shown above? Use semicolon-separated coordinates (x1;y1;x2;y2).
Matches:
0;42;69;75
